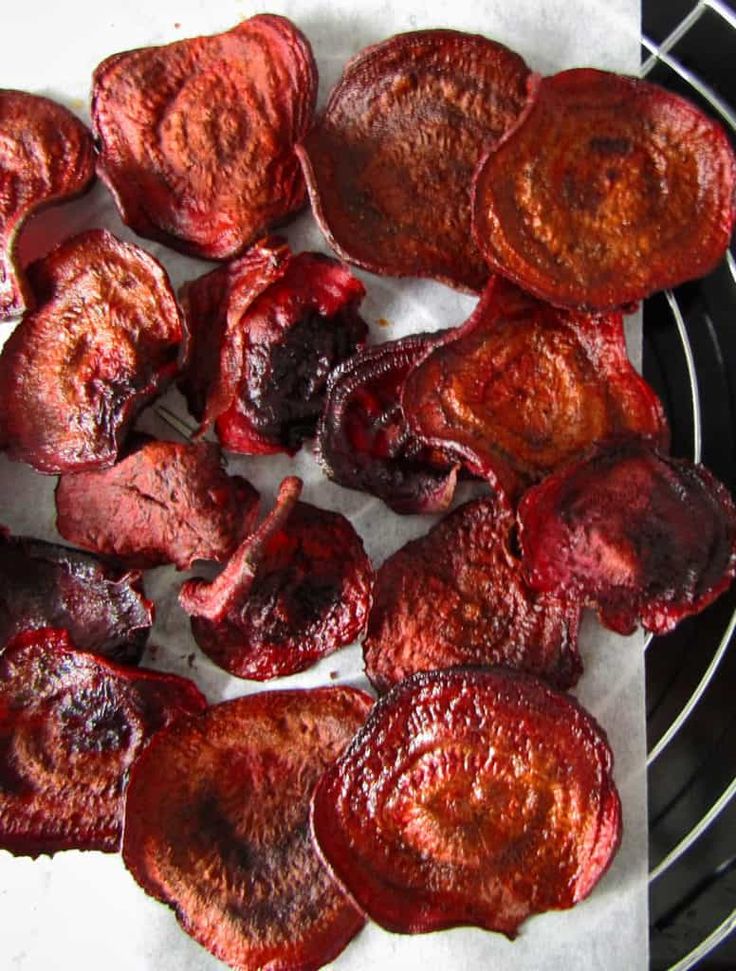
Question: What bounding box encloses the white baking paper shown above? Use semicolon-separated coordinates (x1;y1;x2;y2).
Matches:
0;1;647;968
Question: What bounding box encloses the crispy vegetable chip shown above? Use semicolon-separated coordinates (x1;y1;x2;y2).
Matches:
401;275;668;497
0;627;206;856
363;497;582;692
0;230;184;473
519;440;736;634
55;438;259;570
312;668;621;937
296;29;530;291
180;478;374;680
123;688;371;971
0;90;95;320
472;69;736;310
92;16;317;260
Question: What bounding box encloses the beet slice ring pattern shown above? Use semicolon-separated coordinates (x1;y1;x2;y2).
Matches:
0;90;95;320
55;438;259;570
297;29;530;292
179;477;374;680
472;69;736;311
123;687;372;971
0;229;184;473
401;275;669;497
311;667;622;937
0;627;206;857
518;440;736;635
92;16;317;260
363;496;582;693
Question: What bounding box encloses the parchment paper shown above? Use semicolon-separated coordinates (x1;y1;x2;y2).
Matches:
0;1;647;968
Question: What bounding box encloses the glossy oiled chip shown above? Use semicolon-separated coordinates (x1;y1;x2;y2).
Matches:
180;477;373;680
363;497;582;692
92;16;317;260
0;627;206;857
297;30;530;292
401;275;668;497
55;438;259;570
315;334;458;514
473;69;736;310
0;90;95;320
312;668;621;937
0;230;184;473
123;688;372;971
519;440;736;635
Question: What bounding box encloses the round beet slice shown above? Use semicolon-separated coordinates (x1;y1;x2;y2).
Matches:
401;275;668;497
123;687;372;971
0;90;95;320
518;440;736;635
92;16;317;260
363;496;582;693
0;627;206;857
0;229;185;474
179;477;374;680
472;69;736;311
296;29;530;292
312;667;622;937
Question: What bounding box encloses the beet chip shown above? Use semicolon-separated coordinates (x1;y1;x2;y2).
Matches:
123;688;371;970
363;497;581;692
315;334;458;514
519;440;736;635
55;438;259;570
92;16;317;260
296;30;530;292
473;70;736;310
312;668;621;937
0;627;206;857
401;275;668;497
180;477;373;680
0;230;184;473
0;528;153;665
179;238;368;455
0;90;95;320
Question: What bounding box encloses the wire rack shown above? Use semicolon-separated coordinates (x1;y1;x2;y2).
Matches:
640;1;736;967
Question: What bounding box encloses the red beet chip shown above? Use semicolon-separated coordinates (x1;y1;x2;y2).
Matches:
0;90;95;320
0;527;153;665
0;627;206;857
123;687;371;971
363;496;581;693
55;438;259;571
92;16;317;260
311;667;622;937
401;275;668;497
0;229;184;474
472;69;736;311
180;477;373;680
296;29;530;292
519;440;736;635
179;237;368;456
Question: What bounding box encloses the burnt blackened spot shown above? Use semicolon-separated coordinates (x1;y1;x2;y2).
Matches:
588;137;632;157
59;689;131;753
243;570;341;645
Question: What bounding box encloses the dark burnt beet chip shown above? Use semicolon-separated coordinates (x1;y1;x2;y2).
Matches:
0;90;95;320
0;627;206;857
401;275;669;497
92;16;317;260
179;477;374;681
0;527;153;665
311;668;621;937
0;230;184;474
518;440;736;635
55;438;259;571
123;688;371;971
363;497;582;692
296;30;530;292
472;69;736;310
